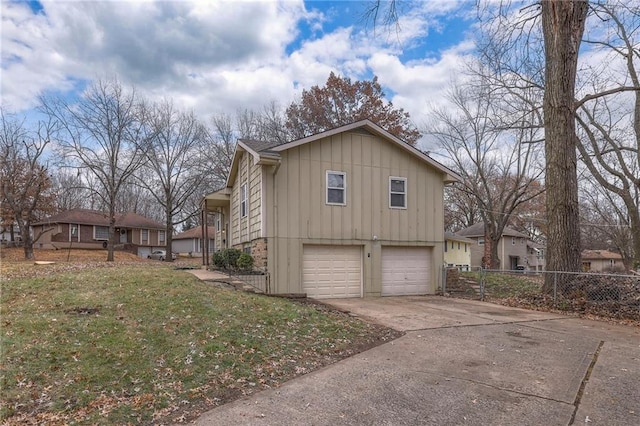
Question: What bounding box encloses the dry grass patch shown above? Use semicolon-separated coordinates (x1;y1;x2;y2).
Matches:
1;263;400;424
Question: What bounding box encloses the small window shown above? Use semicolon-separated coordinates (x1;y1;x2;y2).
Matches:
141;229;149;243
478;238;484;245
243;245;251;255
465;244;467;253
457;242;461;250
326;171;346;205
70;224;78;241
216;216;221;232
389;177;406;209
159;230;165;244
444;241;448;252
94;226;109;240
240;183;248;218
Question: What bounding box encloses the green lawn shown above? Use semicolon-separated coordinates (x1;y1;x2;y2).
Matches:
1;264;397;424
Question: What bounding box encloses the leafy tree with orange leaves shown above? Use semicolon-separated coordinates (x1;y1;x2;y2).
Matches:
286;72;421;145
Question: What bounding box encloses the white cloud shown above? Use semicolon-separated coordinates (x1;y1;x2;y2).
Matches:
1;0;474;133
369;40;475;125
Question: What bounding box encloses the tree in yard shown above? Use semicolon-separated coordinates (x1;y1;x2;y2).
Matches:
286;72;421;145
428;82;544;269
541;0;589;285
136;99;208;261
40;78;148;261
580;185;635;269
575;2;640;269
0;109;57;259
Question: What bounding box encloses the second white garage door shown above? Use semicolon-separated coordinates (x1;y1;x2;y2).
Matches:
302;245;362;299
382;246;431;296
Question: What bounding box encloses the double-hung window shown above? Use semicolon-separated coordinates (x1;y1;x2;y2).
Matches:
389;177;407;209
240;183;248;218
158;230;165;244
326;171;346;205
94;226;109;240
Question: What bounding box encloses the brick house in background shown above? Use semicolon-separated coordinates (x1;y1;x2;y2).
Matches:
32;209;166;258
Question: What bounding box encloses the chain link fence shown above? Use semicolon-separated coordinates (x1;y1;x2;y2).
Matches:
442;267;640;321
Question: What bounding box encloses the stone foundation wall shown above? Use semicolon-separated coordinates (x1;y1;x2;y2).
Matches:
251;238;268;270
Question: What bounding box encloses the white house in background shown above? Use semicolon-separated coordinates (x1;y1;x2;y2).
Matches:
172;226;215;257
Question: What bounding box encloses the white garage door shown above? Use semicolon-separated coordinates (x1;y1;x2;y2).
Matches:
382;247;431;296
302;245;362;299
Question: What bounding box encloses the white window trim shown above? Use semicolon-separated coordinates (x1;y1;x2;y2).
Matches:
326;170;346;206
240;183;248;218
69;224;79;242
389;176;407;209
93;225;109;241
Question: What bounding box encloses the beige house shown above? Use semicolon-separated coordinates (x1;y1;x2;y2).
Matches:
444;232;473;271
203;120;459;298
581;250;624;272
457;223;545;272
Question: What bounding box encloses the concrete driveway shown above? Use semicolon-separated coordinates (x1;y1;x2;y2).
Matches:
193;296;640;426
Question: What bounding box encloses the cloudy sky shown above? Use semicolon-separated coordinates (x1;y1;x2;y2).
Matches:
2;0;475;140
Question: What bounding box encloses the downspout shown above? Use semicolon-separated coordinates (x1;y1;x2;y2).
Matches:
271;160;281;292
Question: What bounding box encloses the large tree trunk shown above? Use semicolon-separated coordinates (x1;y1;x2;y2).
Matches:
541;0;588;293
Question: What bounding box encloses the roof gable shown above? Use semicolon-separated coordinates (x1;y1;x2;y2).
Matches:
224;120;461;188
173;226;216;240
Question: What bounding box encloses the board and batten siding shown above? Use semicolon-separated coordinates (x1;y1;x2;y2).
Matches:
231;150;263;246
264;130;446;296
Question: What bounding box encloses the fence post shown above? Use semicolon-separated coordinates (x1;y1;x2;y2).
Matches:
553;272;557;305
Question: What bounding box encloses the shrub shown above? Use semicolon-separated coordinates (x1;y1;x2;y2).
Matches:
237;253;254;271
224;249;242;269
212;251;225;268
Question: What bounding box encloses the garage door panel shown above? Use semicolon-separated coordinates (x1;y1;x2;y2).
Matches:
303;245;362;299
382;247;431;296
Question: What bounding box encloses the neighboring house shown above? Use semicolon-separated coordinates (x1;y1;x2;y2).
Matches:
457;223;546;271
444;232;473;271
581;250;624;272
172;226;215;256
32;209;166;258
0;224;22;244
203;120;459;299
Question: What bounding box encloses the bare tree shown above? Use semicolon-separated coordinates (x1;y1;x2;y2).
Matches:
137;99;208;260
444;183;482;233
575;2;640;269
40;78;147;261
580;183;635;269
428;82;544;268
0;109;56;259
49;168;90;211
540;0;589;283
